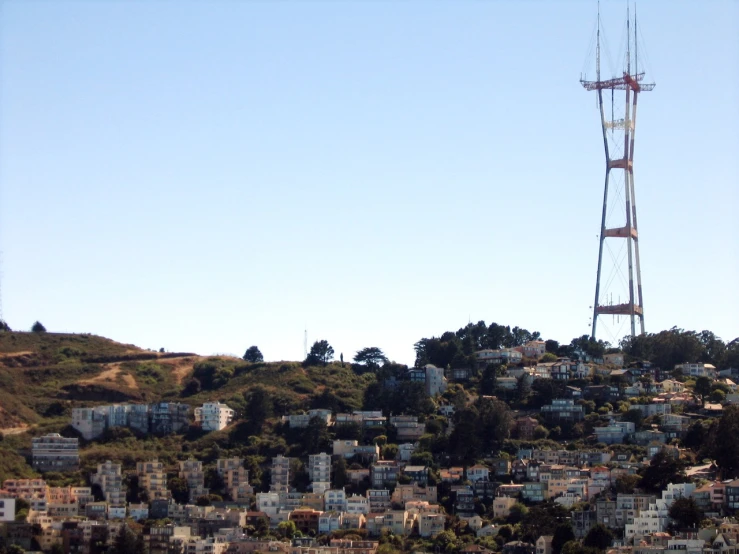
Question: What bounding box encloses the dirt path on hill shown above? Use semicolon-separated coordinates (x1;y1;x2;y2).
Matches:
161;356;198;385
80;364;139;390
0;423;33;436
0;351;33;358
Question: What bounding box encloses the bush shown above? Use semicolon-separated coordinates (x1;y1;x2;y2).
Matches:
32;321;47;333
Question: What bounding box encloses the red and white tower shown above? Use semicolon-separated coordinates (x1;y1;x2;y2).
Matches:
581;5;654;341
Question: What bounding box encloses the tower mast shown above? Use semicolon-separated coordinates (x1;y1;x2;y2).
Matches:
582;4;654;341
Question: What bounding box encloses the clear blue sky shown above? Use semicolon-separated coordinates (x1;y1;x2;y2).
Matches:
1;1;737;365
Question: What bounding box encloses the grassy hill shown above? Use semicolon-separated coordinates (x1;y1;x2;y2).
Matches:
0;330;376;483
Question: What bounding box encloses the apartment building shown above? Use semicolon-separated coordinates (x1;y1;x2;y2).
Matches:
194;402;235;432
217;458;252;503
32;433;80;472
308;453;331;495
137;460;170;501
271;456;291;494
179;460;209;502
92;461;126;506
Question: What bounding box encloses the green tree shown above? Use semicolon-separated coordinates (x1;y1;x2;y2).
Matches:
707;405;739;478
615;474;641;494
354;347;389;369
552;523;576;554
333;457;348;489
507;503;528;524
113;525;141;554
694;376;712;407
243;346;264;363
0;320;10;331
479;364;499;396
244;386;273;431
306;340;335;366
168;476;190;504
639;449;686;493
583;523;614;550
277;520;298;539
31;321;46;333
302;416;331;454
668;497;702;529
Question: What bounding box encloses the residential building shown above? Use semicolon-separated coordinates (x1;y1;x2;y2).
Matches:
536;536;553;554
70;407;107;440
366;490;391;513
137;460;170;501
540;400;585;422
150;402;190;435
515;417;540;440
194;402;235;431
493;496;517;519
217;458;253;503
92;461;126;506
676;363;717;378
309;453;332;495
271;455;291;494
594;420;635;444
179;459;208;502
325;489;347;512
519;341;547;359
346;494;369;514
32;433;79;472
371;462;400;488
418;513;446;538
424;364;448;396
0;499;16;522
402;466;428;486
727;480;739;513
475;349;523;368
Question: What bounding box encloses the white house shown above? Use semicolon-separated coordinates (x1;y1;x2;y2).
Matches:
194;402;235;432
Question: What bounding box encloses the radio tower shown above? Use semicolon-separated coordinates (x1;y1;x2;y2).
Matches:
581;3;654;341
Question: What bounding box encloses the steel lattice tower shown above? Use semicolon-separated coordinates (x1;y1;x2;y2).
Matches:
581;5;654;341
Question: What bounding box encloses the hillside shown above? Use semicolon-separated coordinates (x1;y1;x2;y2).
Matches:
0;330;375;483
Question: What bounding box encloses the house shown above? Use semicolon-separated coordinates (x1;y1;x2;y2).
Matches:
514;417;540;440
540;399;585;422
418;513;446;538
477;524;501;538
194;402;235;431
467;465;490;482
503;542;535;554
32;434;80;472
460;545;493;554
676;363;717;378
475;349;523;368
493;496;518;519
490;458;511;476
604;353;625;367
519;340;547;359
371;462;400;488
536;536;553;554
594;420;635;444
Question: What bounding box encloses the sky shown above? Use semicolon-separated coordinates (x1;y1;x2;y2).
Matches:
0;1;737;365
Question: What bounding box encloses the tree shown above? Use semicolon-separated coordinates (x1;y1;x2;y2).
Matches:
31;321;46;333
168;476;190;504
706;405;739;478
552;523;576;554
639;449;686;493
615;474;641;494
545;339;560;353
243;346;264;363
354;347;389;369
333;457;348;489
277;520;298;539
583;523;614;550
244;386;273;432
113;525;141;554
694;376;712;407
479;363;499;396
0;320;10;332
668;497;702;529
306;340;334;366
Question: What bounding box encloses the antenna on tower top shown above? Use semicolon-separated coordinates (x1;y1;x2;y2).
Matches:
596;0;601;81
304;328;308;359
626;1;631;74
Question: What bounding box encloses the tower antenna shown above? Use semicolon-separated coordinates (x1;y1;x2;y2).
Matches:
580;5;654;341
304;328;308;359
